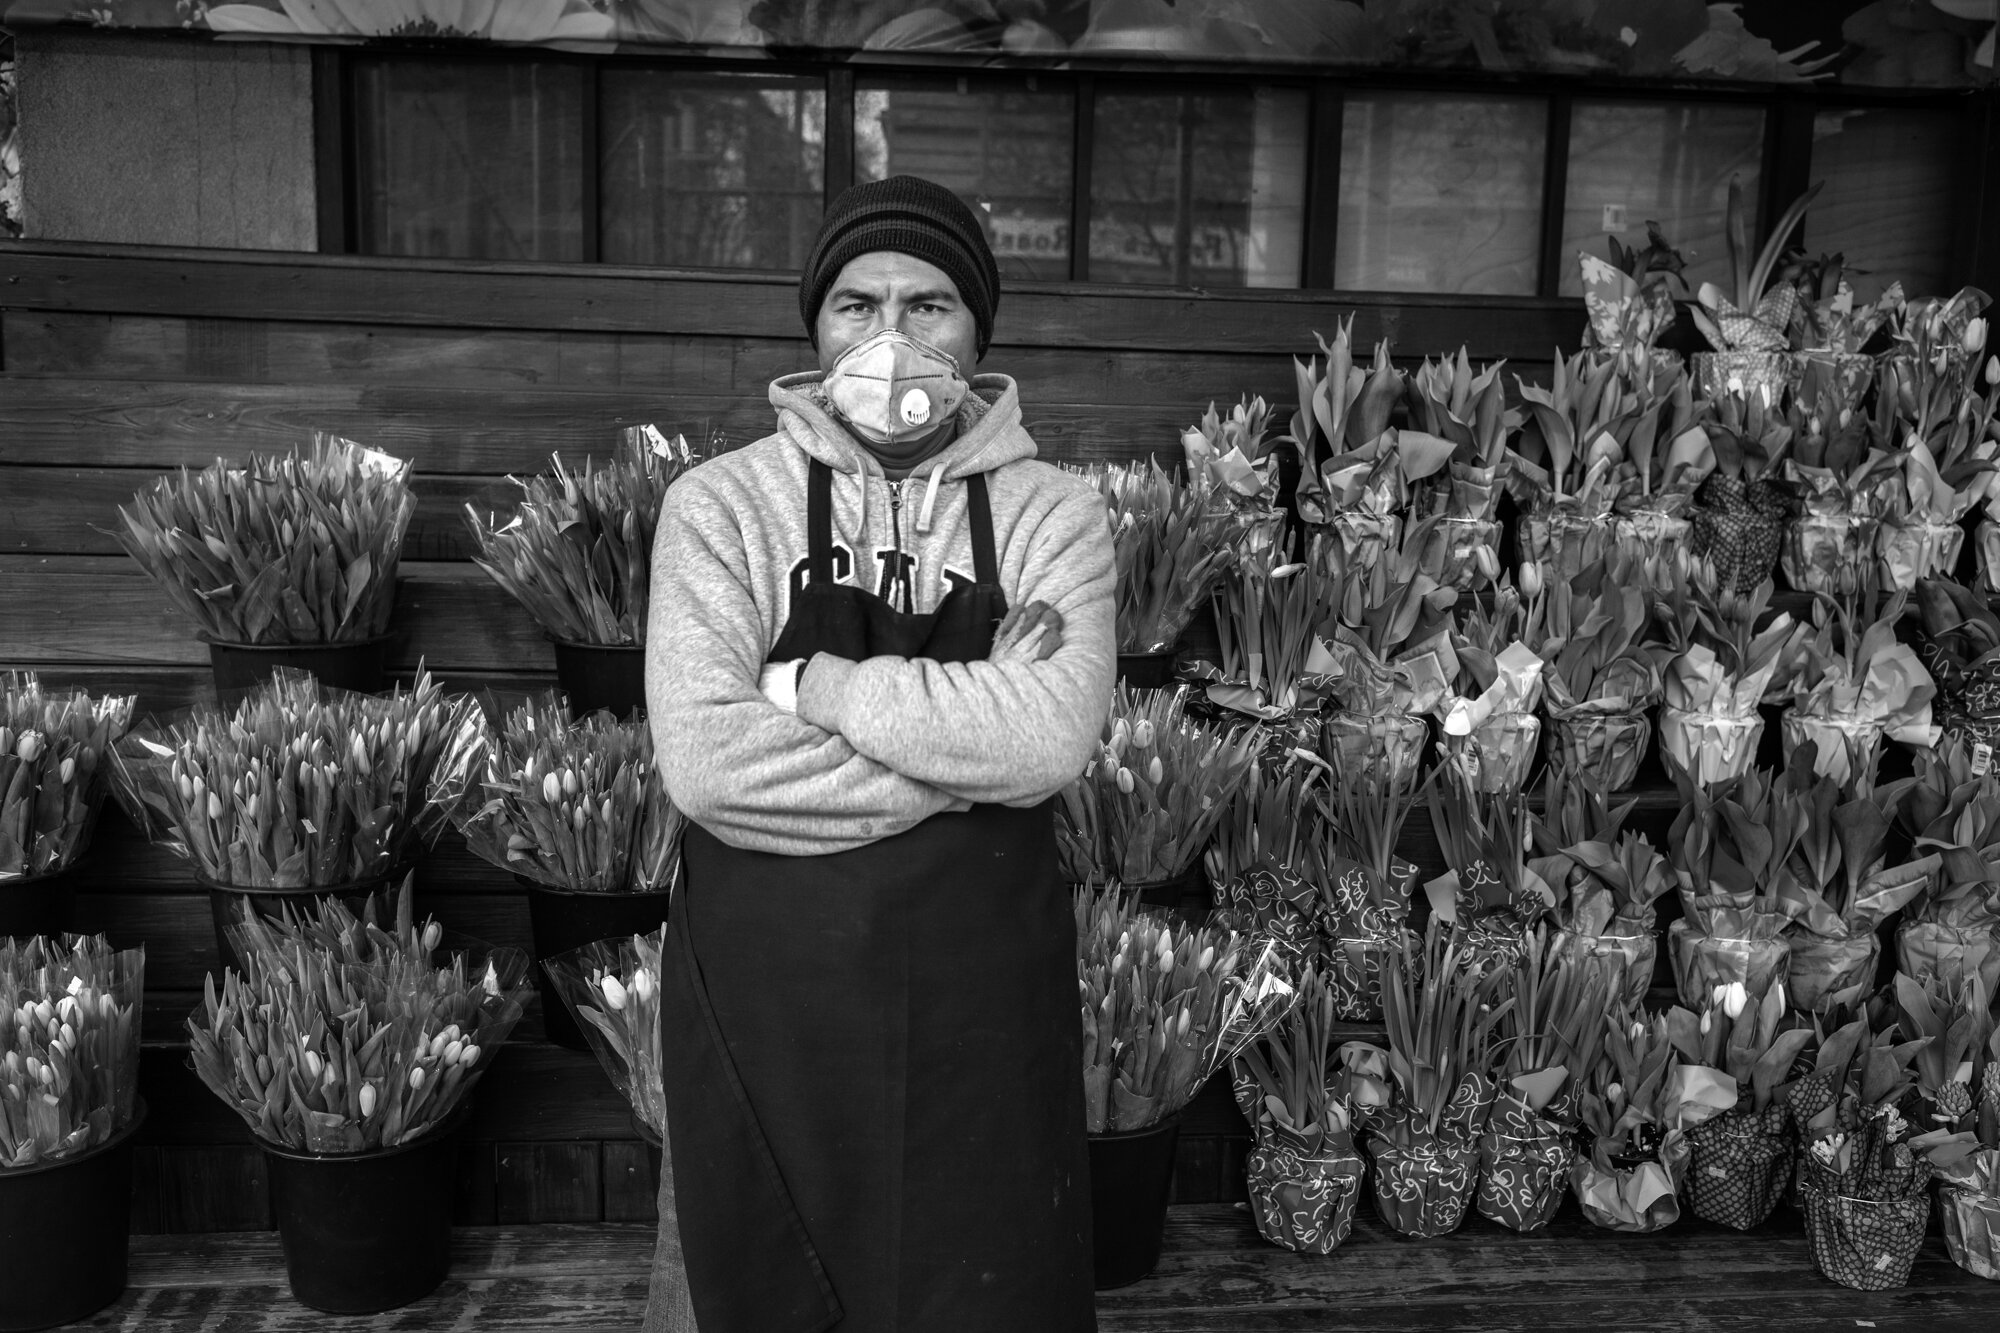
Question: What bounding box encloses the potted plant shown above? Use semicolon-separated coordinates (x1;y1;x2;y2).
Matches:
543;929;668;1189
1185;540;1341;742
1664;764;1804;1008
113;433;414;693
1688;389;1797;595
1304;765;1423;1022
1601;363;1713;596
1510;350;1641;589
1075;884;1292;1287
1788;267;1898;407
1206;755;1330;964
1316;542;1459;787
0;934;145;1332
1527;566;1664;792
1231;965;1366;1254
1780;589;1940;788
1786;1012;1933;1290
1424;775;1559;981
0;674;135;939
1403;348;1513;592
111;669;478;973
1055;685;1260;912
1533;767;1674;1007
1180;394;1287;558
1667;980;1816;1231
467;425;696;717
1570;1002;1721;1233
1912;577;2000;746
1086;459;1235;687
1875;287;1990;446
1577;220;1689;378
1655;577;1804;785
187;885;531;1313
1908;976;2000;1280
1894;739;2000;994
443;694;683;1049
1437;585;1544;795
1780;373;1900;597
1687;179;1819;401
1476;929;1607;1232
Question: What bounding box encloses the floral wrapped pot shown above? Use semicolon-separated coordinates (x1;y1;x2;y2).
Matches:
1572;1132;1690;1234
1802;1186;1931;1290
1320;710;1427;790
1555;930;1656;1010
1690;473;1792;595
1669;915;1791;1009
1550;712;1650;794
1322;929;1405;1024
1879;517;1967;592
1610;493;1693;595
1475;1084;1577;1233
1786;933;1880;1015
1692;350;1793;402
1782;513;1880;597
1658;705;1763;786
1685;1102;1794;1231
1366;1139;1480;1239
1244;1119;1365;1255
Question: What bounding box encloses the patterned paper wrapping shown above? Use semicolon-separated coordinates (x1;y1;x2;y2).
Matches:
1365;1141;1480;1238
1895;919;2000;994
1571;1133;1690;1233
1801;1187;1931;1290
1658;706;1764;786
1782;512;1881;597
1320;710;1428;789
1609;496;1692;595
1554;930;1656;1009
1445;710;1540;795
1412;516;1501;592
1516;505;1612;589
1686;1103;1793;1231
1785;932;1880;1014
1244;1125;1366;1255
1550;711;1651;794
1328;511;1403;579
1668;918;1792;1007
1475;1086;1577;1232
1979;520;2000;595
1323;931;1404;1023
1792;350;1875;405
1690;473;1791;595
1941;1182;2000;1280
1878;518;1967;592
1692;350;1795;401
1779;712;1885;789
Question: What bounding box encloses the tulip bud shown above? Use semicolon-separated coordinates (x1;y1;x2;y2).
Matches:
444;1040;464;1066
59;757;75;784
1116;767;1135;795
409;1066;426;1090
1699;1009;1712;1035
1711;983;1729;1008
360;1084;377;1117
1987;355;2000;387
1965;316;1988;356
632;968;656;1002
601;975;629;1011
422;922;442;952
1146;756;1164;785
543;773;562;804
1517;563;1543;598
1131;720;1155;749
1723;981;1748;1019
15;732;42;763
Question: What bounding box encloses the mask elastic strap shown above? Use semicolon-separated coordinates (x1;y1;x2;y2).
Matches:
917;464;946;534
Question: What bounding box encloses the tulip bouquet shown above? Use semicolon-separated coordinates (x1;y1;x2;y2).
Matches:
1896;739;2000;993
1423;774;1559;979
1510;349;1650;587
1402;350;1513;591
113;669;478;889
1074;884;1295;1134
1912;577;2000;745
1790;274;1899;406
1086;460;1236;657
1528;567;1664;791
1296;763;1423;1021
1688;389;1797;595
542;930;666;1135
0;934;144;1169
1666;980;1816;1230
1434;584;1542;794
1780;589;1940;788
115;433;414;645
1055;685;1261;893
1316;544;1459;786
1180;395;1285;554
1570;1003;1721;1233
1655;577;1804;784
1781;375;1900;596
1475;930;1609;1232
1206;755;1329;963
1605;367;1713;595
1578;223;1687;374
1906;976;2000;1279
1;674;135;883
1687;180;1817;399
1664;764;1805;1008
1785;1012;1934;1289
1364;918;1509;1237
1194;540;1342;729
1532;768;1673;1007
466;425;696;647
1874;286;1990;453
441;694;682;893
1776;748;1937;1011
1231;966;1365;1254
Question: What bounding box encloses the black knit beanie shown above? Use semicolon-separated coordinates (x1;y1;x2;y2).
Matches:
800;176;1001;357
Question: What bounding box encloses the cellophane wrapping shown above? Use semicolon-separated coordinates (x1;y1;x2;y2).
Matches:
1896;919;2000;994
1878;518;1966;593
1685;1102;1793;1230
1783;512;1881;597
542;931;667;1135
1979;520;2000;595
1571;1132;1690;1233
1939;1151;2000;1280
1327;511;1402;580
1609;495;1692;595
1319;711;1428;790
1785;932;1881;1014
1444;710;1540;796
1516;504;1612;590
1554;930;1655;1010
0;935;145;1168
1668;916;1792;1008
1475;1083;1577;1232
1412;516;1500;592
1232;1068;1364;1255
1779;712;1885;789
1658;706;1763;787
1549;711;1650;793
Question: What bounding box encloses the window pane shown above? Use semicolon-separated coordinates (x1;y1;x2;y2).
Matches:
855;77;1074;283
1560;101;1765;297
1334;93;1545;295
354;60;584;263
1807;108;1957;302
1089;88;1307;289
601;72;824;270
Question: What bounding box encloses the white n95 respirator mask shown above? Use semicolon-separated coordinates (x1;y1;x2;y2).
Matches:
822;330;969;445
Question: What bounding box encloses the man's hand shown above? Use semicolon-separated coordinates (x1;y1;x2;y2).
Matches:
991;601;1064;663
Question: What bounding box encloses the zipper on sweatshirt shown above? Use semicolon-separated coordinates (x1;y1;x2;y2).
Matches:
887;478;913;612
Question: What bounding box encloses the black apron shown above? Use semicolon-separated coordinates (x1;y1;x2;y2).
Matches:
661;459;1095;1333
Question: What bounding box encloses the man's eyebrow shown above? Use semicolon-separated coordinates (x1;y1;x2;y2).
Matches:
827;286;960;306
900;288;960;305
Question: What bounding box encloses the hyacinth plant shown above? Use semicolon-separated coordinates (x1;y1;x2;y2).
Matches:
187;883;531;1154
114;434;414;645
1527;565;1664;792
1;675;136;881
1532;768;1673;1007
1;935;144;1169
1655;576;1805;785
466;425;697;647
1086;460;1235;655
1206;755;1333;964
1895;739;2000;993
1402;349;1512;591
1906;976;2000;1278
542;930;666;1135
113;669;479;888
1664;764;1806;1009
1074;883;1294;1134
1302;763;1423;1020
442;694;682;893
1055;685;1261;888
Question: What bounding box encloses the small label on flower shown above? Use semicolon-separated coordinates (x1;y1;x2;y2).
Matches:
357;447;410;481
641;425;675;458
1974;743;1992;776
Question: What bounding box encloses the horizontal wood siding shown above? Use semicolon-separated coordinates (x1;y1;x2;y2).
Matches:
0;239;1588;1229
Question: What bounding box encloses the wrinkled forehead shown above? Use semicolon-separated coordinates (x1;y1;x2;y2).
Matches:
820;251;963;308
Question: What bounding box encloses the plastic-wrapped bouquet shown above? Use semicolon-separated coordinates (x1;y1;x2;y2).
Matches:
1895;739;2000;994
1533;768;1673;1007
115;433;413;646
1192;540;1342;730
1423;774;1558;979
1316;544;1459;787
1780;589;1939;787
1570;1002;1728;1233
1436;585;1543;795
1180;395;1285;554
1528;567;1664;791
1074;884;1294;1134
1402;349;1512;590
1085;459;1235;658
0;935;144;1168
466;425;695;647
187;883;532;1153
1510;350;1645;587
1656;577;1804;785
1781;374;1900;597
541;930;666;1136
1605;368;1713;595
0;675;135;884
1665;764;1805;1008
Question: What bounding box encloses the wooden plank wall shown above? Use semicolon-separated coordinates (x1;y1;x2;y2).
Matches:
0;240;1585;1230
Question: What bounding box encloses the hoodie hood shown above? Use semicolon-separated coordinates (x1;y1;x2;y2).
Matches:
770;371;1038;482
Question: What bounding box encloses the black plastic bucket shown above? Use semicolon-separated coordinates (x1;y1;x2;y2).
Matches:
521;877;672;1049
1088;1113;1182;1290
203;873;398;976
0;1100;145;1333
207;636;392;696
1127;863;1208;920
260;1112;466;1315
1115;651;1177;690
0;871;77;942
552;640;647;720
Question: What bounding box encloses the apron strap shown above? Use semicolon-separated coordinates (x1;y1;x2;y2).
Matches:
967;472;999;587
807;458;835;586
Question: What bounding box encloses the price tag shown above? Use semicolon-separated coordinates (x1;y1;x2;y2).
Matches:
357;447;410;481
1974;742;1993;776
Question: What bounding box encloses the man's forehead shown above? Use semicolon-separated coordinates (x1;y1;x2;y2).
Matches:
828;251;962;300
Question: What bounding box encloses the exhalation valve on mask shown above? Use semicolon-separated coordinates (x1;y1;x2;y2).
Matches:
823;329;970;446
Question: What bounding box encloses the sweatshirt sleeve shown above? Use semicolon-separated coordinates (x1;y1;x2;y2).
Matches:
645;473;964;855
794;474;1114;806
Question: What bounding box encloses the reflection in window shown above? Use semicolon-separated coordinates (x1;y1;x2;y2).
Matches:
1089;88;1308;289
1560;101;1765;297
354;60;585;262
855;78;1074;283
1806;108;1957;302
601;72;824;270
1335;93;1545;295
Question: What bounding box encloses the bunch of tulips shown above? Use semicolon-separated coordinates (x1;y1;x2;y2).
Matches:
1;674;135;880
542;930;667;1134
0;934;144;1168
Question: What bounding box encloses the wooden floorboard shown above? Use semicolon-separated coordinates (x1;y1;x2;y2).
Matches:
55;1203;2000;1331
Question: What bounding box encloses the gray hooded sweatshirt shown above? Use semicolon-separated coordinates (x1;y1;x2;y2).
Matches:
644;370;1116;856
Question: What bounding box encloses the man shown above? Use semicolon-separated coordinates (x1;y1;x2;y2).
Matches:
643;175;1114;1332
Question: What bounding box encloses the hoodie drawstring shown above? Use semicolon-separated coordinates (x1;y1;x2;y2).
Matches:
917;464;947;535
